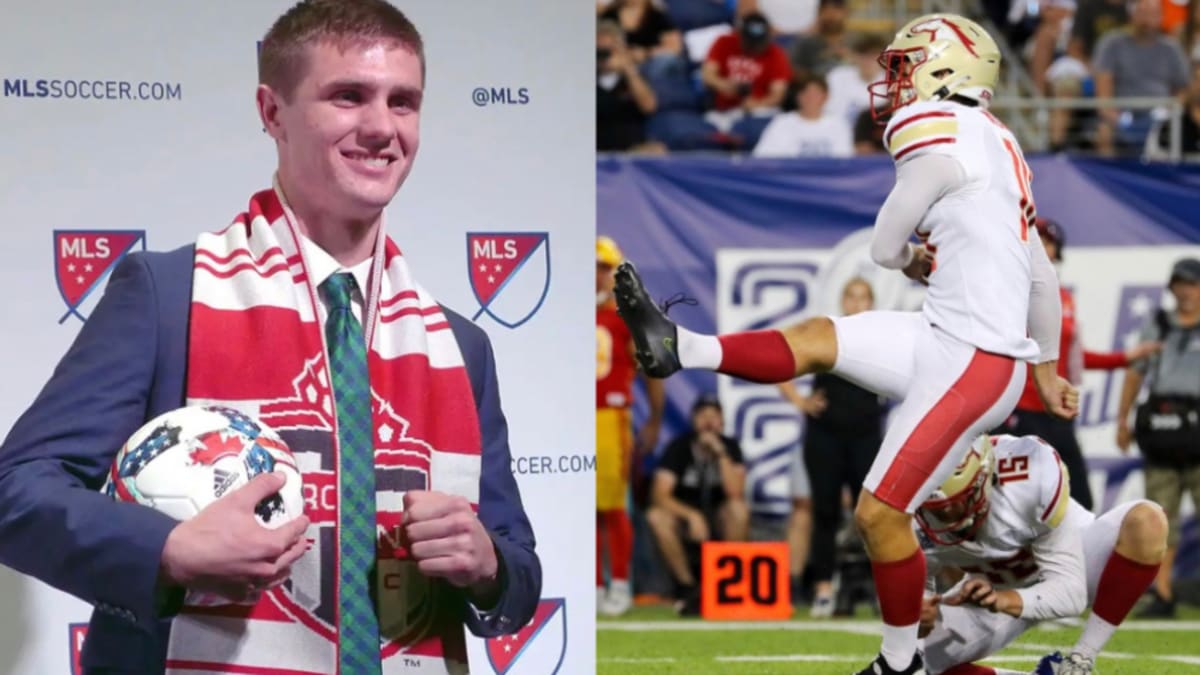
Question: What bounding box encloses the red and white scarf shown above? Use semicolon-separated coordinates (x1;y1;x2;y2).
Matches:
165;182;482;674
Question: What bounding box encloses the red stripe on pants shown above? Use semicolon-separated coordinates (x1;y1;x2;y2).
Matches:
874;349;1015;510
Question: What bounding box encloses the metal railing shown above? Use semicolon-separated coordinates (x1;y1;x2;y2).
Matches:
837;0;1189;160
989;96;1186;161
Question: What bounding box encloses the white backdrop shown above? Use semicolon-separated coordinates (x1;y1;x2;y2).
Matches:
0;2;594;674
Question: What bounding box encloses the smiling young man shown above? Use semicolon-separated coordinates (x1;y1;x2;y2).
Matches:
0;2;540;674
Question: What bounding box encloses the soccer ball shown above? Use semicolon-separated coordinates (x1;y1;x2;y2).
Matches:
101;405;304;528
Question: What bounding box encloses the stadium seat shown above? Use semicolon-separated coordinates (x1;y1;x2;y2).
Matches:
662;0;737;32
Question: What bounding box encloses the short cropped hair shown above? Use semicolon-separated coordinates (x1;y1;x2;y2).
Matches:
258;0;425;101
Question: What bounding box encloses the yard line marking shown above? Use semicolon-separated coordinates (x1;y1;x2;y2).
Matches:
1011;643;1133;659
597;620;1200;632
716;655;862;663
598;620;880;634
714;655;1040;664
705;653;1200;668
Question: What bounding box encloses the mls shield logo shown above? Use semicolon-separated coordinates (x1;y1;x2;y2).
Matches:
485;597;567;675
467;232;550;329
54;230;146;323
68;622;88;675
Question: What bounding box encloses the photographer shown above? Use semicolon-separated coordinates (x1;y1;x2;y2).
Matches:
646;394;749;615
597;18;658;151
1117;257;1200;618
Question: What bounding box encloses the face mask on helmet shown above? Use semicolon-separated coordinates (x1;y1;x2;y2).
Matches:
916;452;993;546
868;48;927;123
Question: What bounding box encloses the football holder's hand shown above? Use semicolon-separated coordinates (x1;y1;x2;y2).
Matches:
945;577;1022;615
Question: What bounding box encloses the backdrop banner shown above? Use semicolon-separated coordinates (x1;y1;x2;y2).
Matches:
0;3;595;674
599;153;1200;575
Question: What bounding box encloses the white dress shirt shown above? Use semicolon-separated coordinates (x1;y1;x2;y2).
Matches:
299;234;374;328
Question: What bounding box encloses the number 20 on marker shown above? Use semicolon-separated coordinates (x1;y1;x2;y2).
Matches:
700;541;791;620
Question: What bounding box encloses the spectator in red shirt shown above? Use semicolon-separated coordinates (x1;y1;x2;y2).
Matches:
700;12;793;131
992;217;1161;511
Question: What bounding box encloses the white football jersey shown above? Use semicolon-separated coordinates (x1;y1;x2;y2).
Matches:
920;434;1085;591
884;100;1041;361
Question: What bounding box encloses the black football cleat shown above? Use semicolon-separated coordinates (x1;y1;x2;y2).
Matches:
612;261;683;378
854;653;926;675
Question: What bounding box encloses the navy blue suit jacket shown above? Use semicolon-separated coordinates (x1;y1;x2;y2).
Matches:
0;244;541;673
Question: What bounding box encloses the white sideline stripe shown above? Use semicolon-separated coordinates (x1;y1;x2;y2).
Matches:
599;649;1200;668
1011;642;1136;660
596;619;1200;632
715;655;1040;663
597;620;879;632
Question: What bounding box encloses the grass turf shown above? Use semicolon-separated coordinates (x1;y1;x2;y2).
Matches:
597;604;1200;674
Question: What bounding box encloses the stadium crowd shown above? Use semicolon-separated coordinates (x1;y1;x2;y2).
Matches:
596;0;1200;157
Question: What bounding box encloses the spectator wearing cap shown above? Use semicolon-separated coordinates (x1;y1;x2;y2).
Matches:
994;217;1161;513
788;0;851;78
700;11;793;135
1117;256;1200;618
646;393;749;615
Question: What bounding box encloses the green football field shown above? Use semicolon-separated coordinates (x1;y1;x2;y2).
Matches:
597;605;1200;674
